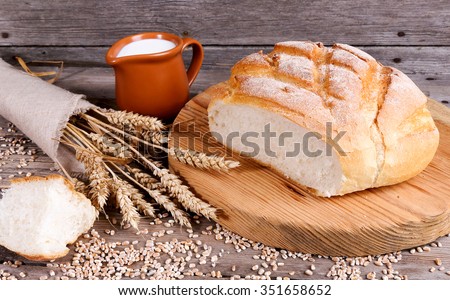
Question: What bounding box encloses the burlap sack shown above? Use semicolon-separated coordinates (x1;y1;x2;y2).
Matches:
0;59;97;172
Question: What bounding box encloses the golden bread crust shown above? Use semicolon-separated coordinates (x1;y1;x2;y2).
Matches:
208;41;439;195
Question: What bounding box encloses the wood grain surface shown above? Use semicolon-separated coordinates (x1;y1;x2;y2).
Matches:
5;46;450;69
1;213;449;280
168;83;450;257
0;56;450;106
1;0;450;46
1;86;450;280
0;0;449;280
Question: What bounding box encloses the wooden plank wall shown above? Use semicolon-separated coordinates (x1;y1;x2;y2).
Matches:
0;0;449;106
1;0;450;280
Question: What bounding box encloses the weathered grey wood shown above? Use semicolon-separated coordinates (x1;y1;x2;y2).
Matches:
1;129;449;280
1;212;449;280
1;0;450;46
1;84;450;280
2;46;449;105
0;122;55;188
2;62;446;105
2;46;450;71
0;0;448;281
53;67;450;105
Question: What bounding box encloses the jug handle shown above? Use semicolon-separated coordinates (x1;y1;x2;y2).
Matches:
181;38;204;87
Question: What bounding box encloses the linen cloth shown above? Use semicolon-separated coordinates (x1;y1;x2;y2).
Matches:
0;59;97;172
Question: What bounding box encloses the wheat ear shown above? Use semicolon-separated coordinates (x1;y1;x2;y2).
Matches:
127;167;191;227
127;167;160;189
141;130;166;145
110;177;141;229
88;133;132;158
75;149;110;210
169;148;240;171
108;163;157;219
81;113;166;152
123;180;156;218
73;178;89;194
79;118;218;221
71;177;101;218
142;159;218;221
96;109;165;132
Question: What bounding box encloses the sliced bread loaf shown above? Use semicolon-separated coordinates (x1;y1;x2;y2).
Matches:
208;42;439;196
0;175;96;261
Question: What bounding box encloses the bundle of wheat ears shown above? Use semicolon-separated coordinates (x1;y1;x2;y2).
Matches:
59;108;240;229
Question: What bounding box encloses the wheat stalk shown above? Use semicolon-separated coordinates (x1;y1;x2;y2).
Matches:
140;158;218;221
81;113;166;152
72;177;100;219
110;177;141;229
127;167;160;190
157;168;218;221
62;107;238;229
124;181;156;218
82;113;239;172
169;147;240;171
90;119;218;221
111;163;191;227
73;177;88;194
126;166;190;227
142;130;166;145
107;163;157;219
88;133;132;158
95;127;218;221
95;109;165;133
75;149;110;211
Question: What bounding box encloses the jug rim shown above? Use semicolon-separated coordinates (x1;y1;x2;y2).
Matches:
105;32;183;65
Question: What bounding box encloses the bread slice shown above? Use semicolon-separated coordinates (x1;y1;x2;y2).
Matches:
0;174;96;261
208;41;439;196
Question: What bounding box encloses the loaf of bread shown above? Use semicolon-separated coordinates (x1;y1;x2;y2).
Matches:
208;41;439;196
0;175;96;260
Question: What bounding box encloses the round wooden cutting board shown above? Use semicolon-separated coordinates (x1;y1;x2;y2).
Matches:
168;82;450;257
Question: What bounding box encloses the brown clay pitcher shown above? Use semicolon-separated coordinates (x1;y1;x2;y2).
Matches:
106;32;203;120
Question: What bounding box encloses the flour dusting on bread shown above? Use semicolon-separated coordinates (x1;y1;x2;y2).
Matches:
208;41;439;196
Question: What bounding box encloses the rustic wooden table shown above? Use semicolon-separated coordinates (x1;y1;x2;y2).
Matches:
1;0;450;280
